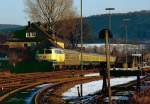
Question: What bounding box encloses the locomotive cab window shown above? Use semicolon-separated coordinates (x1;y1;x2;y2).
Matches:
45;50;52;54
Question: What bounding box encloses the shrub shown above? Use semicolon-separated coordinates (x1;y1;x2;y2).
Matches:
11;61;53;73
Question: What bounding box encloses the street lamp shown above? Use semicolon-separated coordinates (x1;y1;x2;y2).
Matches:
105;8;115;30
123;19;130;70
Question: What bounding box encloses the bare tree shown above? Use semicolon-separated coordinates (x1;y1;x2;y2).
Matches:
25;0;92;49
25;0;76;33
56;18;91;49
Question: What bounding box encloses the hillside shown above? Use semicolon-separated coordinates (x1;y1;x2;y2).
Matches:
0;24;22;33
85;10;150;43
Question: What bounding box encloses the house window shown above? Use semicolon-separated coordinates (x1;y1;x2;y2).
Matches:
26;33;29;37
26;32;36;38
31;32;36;37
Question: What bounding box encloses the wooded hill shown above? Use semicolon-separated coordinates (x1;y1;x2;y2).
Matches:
85;10;150;43
1;10;150;44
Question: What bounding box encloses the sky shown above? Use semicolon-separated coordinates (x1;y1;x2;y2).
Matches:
0;0;150;25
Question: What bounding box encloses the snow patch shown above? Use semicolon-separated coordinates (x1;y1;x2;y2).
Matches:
84;73;100;77
63;77;137;100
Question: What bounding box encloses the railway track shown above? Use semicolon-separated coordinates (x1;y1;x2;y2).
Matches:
0;77;100;104
40;76;149;104
84;76;149;104
1;70;149;104
34;77;101;104
0;69;98;103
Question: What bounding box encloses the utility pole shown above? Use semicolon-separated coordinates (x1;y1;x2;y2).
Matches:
105;30;112;104
141;45;144;76
99;29;113;104
123;19;130;70
80;0;83;98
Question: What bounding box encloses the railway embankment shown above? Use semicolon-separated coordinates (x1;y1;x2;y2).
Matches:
0;70;98;103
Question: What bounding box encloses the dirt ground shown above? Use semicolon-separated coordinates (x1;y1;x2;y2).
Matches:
130;88;150;104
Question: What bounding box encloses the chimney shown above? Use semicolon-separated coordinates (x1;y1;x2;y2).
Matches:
28;21;31;27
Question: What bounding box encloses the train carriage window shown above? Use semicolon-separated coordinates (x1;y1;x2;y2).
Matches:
45;50;52;54
55;50;58;54
60;50;64;54
55;50;64;54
